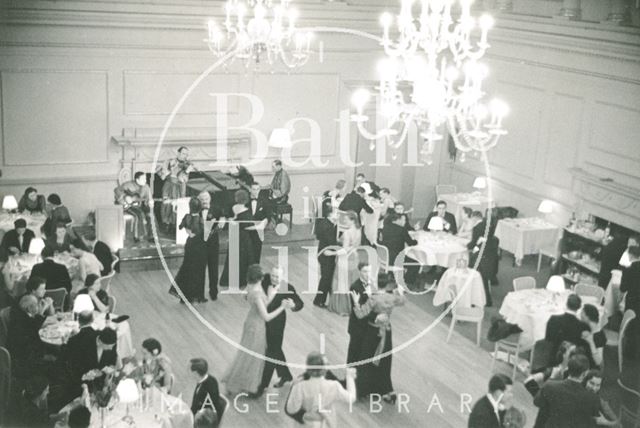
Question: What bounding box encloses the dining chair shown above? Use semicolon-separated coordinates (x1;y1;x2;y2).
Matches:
528;339;554;375
101;255;120;293
435;184;457;199
107;295;117;313
446;289;484;346
491;333;525;381
44;288;68;312
0;308;10;348
574;284;605;305
512;276;536;292
335;209;350;240
0;346;10;426
614;309;636;372
166;373;175;395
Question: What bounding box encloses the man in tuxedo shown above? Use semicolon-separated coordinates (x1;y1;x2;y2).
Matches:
423;200;457;234
189;358;225;420
0;218;35;262
246;183;269;262
620;245;640;315
533;354;600;428
347;263;374;364
81;233;113;277
468;374;513;428
339;186;373;224
597;231;628;287
258;267;303;394
313;208;338;308
545;294;590;356
198;191;226;301
7;295;47;379
29;246;72;293
381;213;420;285
354;172;380;198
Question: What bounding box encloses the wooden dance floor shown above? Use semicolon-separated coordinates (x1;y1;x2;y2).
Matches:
111;251;537;427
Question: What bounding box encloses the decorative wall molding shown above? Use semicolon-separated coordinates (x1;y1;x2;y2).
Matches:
0;174;117;185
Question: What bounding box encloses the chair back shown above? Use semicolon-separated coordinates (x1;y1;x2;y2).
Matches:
166;373;175;395
618;309;637;372
108;295;117;313
0;308;11;348
110;254;119;273
619;404;640;428
574;283;605;304
512;276;536;292
435;184;457;199
101;255;119;293
452;306;484;321
376;244;390;272
529;339;554;373
0;346;10;426
44;288;68;312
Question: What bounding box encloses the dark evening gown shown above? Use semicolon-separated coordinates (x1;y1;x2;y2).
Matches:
169;213;207;302
219;209;256;289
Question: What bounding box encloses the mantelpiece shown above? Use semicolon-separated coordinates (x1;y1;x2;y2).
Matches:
570;167;640;231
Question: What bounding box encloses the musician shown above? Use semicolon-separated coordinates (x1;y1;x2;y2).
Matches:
247;183;269;262
197;190;226;301
269;159;291;204
114;172;152;242
159;146;194;231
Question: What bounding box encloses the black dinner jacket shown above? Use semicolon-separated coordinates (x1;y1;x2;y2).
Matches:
29;258;72;293
467;220;490;250
262;276;304;346
533;379;599;428
6;306;46;377
621;260;640;314
339;191;373;215
381;222;417;265
347;279;370;336
93;240;114;276
191;375;225;419
468;395;504;428
423;211;458;234
246;195;269;222
0;228;35;260
544;313;589;353
202;206;224;241
315;218;338;254
64;327;118;385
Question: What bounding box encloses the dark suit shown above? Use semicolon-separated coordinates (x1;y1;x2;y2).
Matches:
29;259;72;293
203;206;224;299
313;218;338;306
246;197;268;262
468;395;504;428
544;313;589;356
191;375;225;419
339;191;373;221
598;236;628;288
260;277;304;389
533;379;599;428
0;228;35;261
423;211;457;234
93;240;113;276
347;279;370;364
381;222;417;265
63;326;117;393
6;306;46;378
621;260;640;314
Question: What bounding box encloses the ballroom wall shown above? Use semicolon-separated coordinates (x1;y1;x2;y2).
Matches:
1;0;639;227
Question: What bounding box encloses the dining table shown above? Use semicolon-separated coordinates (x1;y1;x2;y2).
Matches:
0;211;47;239
2;252;80;298
39;311;135;359
406;231;469;268
432;267;486;308
494;217;561;265
499;288;606;349
55;386;193;428
437;192;493;226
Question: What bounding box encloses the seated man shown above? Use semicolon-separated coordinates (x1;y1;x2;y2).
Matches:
189;358;225;419
269;159;291;205
18;187;46;214
423;200;457;234
114;171;153;242
81;232;113;276
70;245;103;282
0;218;35;262
545;294;590;357
7;295;48;379
29;246;72;293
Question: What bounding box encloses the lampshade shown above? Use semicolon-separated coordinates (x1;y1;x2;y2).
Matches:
472;177;487;189
427;216;445;231
359;182;372;195
116;378;139;404
538;200;553;214
2;195;18;210
546;275;565;293
268;128;292;148
73;294;94;314
28;238;45;255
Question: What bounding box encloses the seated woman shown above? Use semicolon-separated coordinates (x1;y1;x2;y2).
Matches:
76;274;109;313
43;194;71;237
457;207;476;240
18;187;46;214
524;341;588;396
70;244;103;282
141;338;174;392
45;222;72;253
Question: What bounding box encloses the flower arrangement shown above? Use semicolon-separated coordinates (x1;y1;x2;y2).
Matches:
81;358;141;409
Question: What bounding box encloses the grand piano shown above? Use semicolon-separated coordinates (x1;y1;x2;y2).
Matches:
185;170;244;216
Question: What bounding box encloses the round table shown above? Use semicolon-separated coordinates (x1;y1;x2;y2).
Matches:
499;288;606;349
40;311;135;359
2;252;80;297
0;212;46;239
433;267;486;308
406;231;469;268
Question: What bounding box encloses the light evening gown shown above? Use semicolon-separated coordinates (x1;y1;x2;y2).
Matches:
328;227;364;316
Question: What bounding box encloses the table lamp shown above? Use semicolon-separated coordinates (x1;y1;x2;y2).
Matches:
538;200;553;220
546;275;565;303
28;238;45;255
116;378;139;424
73;294;94;314
268;128;292;148
427;216;445;232
2;195;18;212
472;177;487;190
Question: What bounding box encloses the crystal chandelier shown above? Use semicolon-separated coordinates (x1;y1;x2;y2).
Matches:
350;0;508;162
205;0;313;69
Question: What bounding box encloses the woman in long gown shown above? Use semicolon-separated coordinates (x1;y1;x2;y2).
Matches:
223;264;294;395
219;190;256;289
353;274;405;402
169;197;207;303
327;210;364;316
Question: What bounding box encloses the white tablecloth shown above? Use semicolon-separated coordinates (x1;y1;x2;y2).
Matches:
2;252;80;297
494;217;560;262
0;212;46;239
361;199;383;246
438;193;493;226
499;289;606;349
40;312;135;359
406;231;469;268
433;268;486;308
